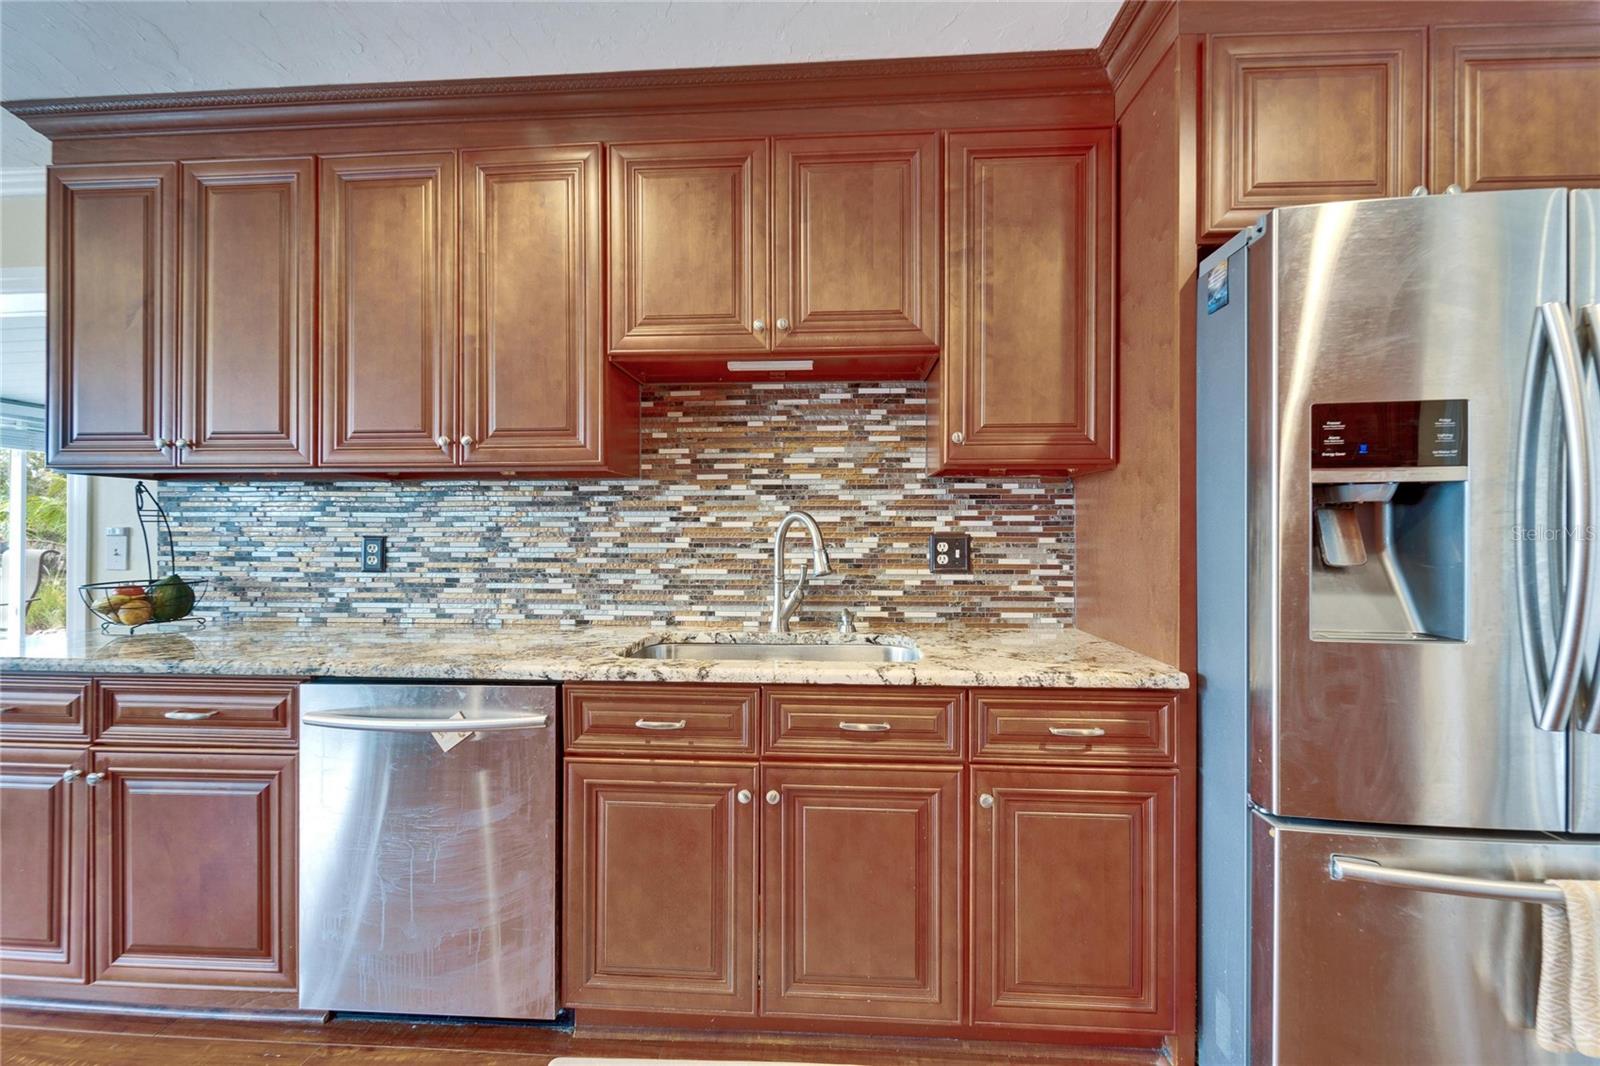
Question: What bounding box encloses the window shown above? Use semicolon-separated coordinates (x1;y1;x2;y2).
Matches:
0;448;71;637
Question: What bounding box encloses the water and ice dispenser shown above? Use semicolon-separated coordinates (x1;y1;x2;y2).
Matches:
1309;400;1468;642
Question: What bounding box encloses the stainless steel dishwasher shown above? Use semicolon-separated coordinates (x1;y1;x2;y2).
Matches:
298;682;557;1019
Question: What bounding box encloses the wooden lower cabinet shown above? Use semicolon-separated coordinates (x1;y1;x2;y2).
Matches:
760;764;961;1024
0;746;89;982
563;759;758;1014
91;750;296;989
970;766;1176;1033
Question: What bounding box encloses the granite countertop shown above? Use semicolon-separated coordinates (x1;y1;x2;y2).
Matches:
0;622;1188;690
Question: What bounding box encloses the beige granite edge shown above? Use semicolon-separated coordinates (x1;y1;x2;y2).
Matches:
0;622;1189;691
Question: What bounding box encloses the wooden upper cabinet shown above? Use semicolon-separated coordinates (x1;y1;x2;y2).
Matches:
47;163;177;470
1431;22;1600;192
1202;30;1427;239
91;749;295;989
319;151;458;468
971;767;1175;1033
771;132;938;352
760;764;962;1024
461;145;637;474
935;128;1115;475
564;759;757;1015
0;746;88;982
608;139;769;354
178;158;315;468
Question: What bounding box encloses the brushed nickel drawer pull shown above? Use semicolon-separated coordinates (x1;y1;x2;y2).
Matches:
838;721;892;733
635;719;688;731
164;710;219;721
1048;725;1106;738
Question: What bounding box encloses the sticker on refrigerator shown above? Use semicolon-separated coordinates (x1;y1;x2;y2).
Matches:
1206;261;1230;314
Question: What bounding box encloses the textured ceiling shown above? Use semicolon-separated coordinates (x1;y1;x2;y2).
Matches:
1;0;1121;168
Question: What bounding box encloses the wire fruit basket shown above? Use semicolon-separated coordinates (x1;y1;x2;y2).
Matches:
78;482;208;633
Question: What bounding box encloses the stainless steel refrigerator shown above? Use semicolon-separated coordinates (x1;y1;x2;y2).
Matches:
1196;188;1600;1065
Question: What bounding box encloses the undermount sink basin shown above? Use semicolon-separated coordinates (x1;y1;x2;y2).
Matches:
624;639;921;664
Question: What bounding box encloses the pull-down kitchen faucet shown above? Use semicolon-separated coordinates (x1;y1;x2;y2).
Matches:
770;510;832;634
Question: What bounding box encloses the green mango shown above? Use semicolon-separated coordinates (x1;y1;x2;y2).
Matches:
148;575;196;622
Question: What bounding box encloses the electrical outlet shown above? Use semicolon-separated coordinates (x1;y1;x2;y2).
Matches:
927;533;971;574
361;536;387;573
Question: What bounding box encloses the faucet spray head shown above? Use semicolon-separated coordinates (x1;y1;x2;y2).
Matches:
812;548;833;579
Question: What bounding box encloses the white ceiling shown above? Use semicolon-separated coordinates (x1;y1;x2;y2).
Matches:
1;0;1121;169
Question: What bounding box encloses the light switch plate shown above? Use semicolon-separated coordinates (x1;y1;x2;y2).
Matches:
361;535;387;573
104;526;131;571
927;533;971;574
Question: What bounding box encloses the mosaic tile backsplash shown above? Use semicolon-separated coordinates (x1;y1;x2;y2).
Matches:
160;383;1075;628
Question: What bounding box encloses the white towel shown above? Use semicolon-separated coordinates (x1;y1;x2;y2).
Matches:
1538;879;1600;1057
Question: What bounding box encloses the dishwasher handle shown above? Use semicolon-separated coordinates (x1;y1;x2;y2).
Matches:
304;710;551;733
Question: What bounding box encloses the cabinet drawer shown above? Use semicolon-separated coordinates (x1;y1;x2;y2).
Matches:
972;690;1176;766
564;684;758;755
96;678;298;746
0;675;92;742
764;687;963;760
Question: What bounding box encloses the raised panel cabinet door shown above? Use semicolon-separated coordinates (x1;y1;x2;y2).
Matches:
771;132;938;352
761;764;961;1023
608;139;769;354
91;750;295;988
971;767;1176;1033
179;158;315;468
461;145;638;473
320;152;458;468
47;163;177;470
1431;22;1600;192
1203;30;1426;237
937;128;1115;475
0;746;88;982
563;759;757;1014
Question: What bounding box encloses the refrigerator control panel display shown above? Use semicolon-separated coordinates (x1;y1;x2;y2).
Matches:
1311;400;1467;468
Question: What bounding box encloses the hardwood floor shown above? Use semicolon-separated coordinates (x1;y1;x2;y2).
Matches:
0;1007;1165;1065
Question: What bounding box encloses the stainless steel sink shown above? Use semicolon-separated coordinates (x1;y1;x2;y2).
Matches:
625;639;920;663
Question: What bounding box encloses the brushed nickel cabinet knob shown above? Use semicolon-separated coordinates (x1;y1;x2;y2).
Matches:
978;793;995;809
776;318;790;331
765;789;781;806
950;431;966;445
753;319;766;333
84;772;105;787
737;789;752;805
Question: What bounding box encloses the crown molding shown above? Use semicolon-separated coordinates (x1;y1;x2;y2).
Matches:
1099;0;1180;113
4;48;1111;142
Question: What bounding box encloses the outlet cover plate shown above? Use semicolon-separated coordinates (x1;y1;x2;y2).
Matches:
361;536;387;573
927;533;971;574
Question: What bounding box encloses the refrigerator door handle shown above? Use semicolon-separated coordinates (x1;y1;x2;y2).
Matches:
1329;855;1565;906
1516;302;1593;732
1579;301;1600;735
